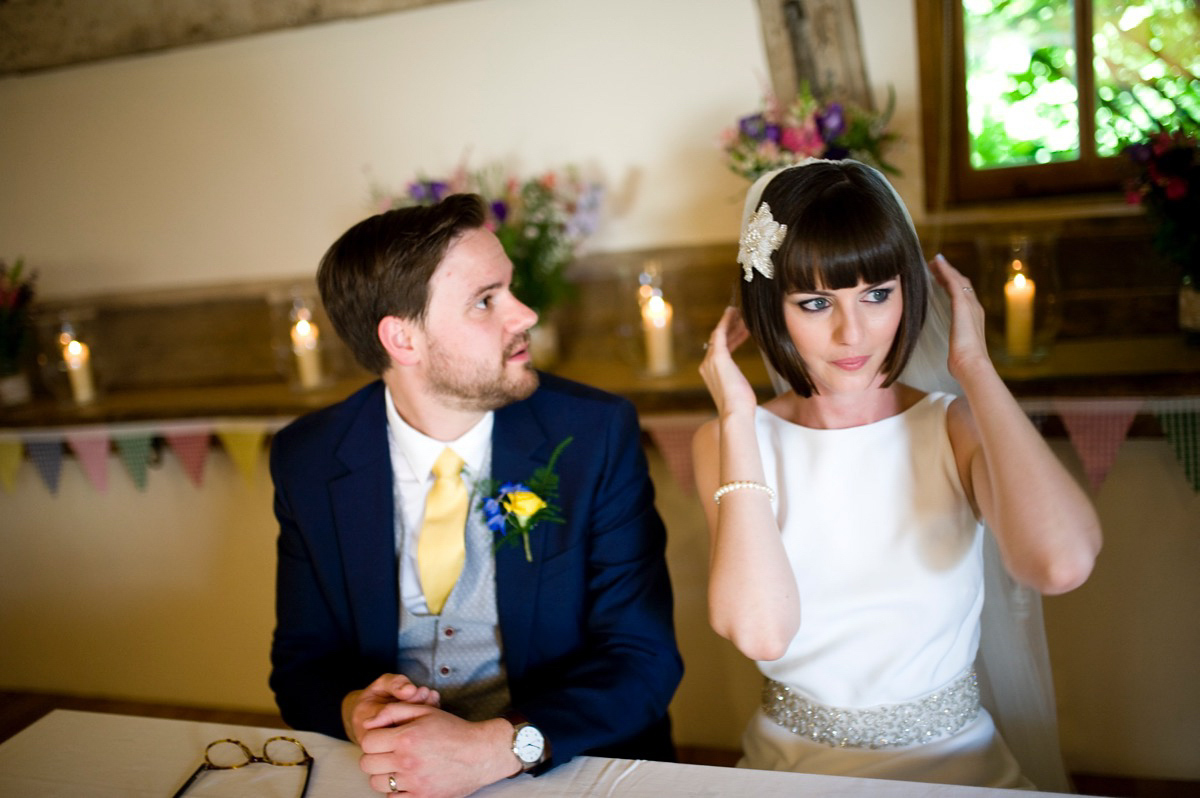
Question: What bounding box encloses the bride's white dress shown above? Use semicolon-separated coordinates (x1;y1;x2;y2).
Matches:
740;391;1028;788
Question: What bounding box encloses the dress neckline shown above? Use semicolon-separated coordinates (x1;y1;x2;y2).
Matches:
758;390;944;432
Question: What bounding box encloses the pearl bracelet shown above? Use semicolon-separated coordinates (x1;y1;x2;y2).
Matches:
713;480;776;505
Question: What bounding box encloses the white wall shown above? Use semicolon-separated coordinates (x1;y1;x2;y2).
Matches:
0;0;771;299
0;0;927;300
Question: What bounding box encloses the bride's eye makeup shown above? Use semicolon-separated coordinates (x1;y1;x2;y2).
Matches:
796;296;831;312
863;287;894;303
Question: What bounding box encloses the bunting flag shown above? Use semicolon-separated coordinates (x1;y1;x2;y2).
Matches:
165;428;212;487
1156;409;1200;492
65;431;111;493
217;427;267;485
0;440;22;492
1054;399;1143;492
643;414;709;495
114;434;155;491
25;440;63;494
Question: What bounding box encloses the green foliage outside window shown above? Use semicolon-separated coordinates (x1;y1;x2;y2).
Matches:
963;0;1199;170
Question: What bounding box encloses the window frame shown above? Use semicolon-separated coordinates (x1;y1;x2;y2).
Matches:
915;0;1127;209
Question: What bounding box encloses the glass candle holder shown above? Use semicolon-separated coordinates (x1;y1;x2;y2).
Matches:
269;288;332;391
976;233;1061;364
36;307;102;405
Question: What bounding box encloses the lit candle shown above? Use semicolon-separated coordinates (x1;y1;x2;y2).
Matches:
63;339;96;404
291;318;323;389
642;294;674;376
1004;269;1036;358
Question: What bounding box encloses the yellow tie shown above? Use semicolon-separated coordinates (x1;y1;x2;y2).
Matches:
417;447;468;615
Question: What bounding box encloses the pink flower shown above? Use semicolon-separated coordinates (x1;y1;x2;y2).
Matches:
1165;177;1188;201
781;124;824;156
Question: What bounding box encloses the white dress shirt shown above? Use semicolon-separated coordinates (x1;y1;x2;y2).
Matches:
384;389;493;615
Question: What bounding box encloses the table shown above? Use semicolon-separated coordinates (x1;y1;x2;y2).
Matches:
0;710;1087;797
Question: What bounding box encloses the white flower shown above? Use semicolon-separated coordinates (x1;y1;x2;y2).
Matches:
737;202;787;282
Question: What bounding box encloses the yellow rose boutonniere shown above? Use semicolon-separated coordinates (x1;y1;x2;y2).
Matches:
480;437;572;562
503;491;547;526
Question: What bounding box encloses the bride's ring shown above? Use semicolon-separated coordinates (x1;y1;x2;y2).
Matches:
703;342;710;350
388;773;399;792
962;286;974;293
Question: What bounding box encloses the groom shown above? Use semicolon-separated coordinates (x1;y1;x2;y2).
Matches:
269;194;681;797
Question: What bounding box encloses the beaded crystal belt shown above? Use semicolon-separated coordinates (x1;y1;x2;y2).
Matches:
761;668;980;750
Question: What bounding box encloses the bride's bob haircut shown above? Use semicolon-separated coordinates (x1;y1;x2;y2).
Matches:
740;160;928;398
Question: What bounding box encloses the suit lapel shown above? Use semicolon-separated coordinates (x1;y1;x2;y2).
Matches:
330;381;398;659
492;396;551;679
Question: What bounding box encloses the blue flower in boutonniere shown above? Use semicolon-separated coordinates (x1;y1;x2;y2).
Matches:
480;437;572;562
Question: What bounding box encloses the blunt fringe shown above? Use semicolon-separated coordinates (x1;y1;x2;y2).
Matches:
740;161;927;397
316;194;486;374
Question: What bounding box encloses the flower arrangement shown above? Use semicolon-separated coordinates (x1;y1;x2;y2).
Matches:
377;164;603;315
1124;129;1199;284
480;436;572;562
0;257;36;377
721;84;899;181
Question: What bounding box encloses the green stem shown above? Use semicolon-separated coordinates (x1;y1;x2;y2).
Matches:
523;532;532;562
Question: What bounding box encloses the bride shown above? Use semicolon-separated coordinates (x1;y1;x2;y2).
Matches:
692;159;1101;788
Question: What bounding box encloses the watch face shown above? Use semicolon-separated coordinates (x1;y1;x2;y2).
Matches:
514;724;544;764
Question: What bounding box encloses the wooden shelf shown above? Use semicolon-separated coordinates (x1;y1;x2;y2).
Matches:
2;335;1196;430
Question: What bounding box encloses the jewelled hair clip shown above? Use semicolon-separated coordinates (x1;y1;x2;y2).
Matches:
737;202;786;282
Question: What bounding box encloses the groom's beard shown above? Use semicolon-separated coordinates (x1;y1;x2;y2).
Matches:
425;330;539;411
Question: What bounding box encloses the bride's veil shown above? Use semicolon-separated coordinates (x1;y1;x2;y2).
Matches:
741;162;1070;792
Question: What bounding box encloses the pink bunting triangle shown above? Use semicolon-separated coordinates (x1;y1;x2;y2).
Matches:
65;431;110;493
1054;399;1142;492
643;415;708;495
25;440;63;494
165;429;212;487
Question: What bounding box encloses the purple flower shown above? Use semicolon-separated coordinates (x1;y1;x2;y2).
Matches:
490;200;509;223
816;103;845;141
1125;142;1154;165
408;180;449;203
738;113;769;140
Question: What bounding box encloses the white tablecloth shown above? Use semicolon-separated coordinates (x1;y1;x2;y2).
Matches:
0;710;1083;797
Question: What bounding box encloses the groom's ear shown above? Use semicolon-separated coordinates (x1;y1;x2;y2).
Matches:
378;315;421;366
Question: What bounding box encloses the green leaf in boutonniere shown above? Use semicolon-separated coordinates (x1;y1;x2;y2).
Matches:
479;436;572;562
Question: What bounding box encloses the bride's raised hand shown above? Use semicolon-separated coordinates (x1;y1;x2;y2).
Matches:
699;306;758;418
928;254;992;381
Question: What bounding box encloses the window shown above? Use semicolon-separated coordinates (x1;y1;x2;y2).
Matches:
916;0;1199;207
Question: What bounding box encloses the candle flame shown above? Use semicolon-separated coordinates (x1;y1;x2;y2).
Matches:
66;340;84;356
643;295;671;328
1012;273;1028;289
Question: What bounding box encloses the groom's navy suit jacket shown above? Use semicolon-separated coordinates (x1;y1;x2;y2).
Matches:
268;374;682;768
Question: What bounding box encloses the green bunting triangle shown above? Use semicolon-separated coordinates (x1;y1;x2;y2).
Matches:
115;434;154;491
1157;411;1200;493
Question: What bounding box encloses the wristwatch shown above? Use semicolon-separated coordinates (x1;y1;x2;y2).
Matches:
506;713;546;772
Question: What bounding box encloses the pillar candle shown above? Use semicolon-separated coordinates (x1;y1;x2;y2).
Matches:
1004;271;1036;358
63;339;96;404
291;318;323;389
642;295;674;376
